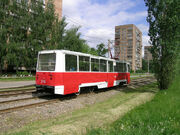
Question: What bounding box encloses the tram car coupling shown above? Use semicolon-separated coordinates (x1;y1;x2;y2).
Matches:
36;50;130;95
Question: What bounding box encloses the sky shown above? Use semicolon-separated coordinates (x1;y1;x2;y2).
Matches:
62;0;150;56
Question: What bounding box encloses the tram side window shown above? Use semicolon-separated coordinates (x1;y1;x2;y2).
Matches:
114;62;119;72
65;54;77;71
128;64;130;72
79;56;90;71
100;60;107;72
91;58;99;71
108;61;113;72
114;62;127;72
114;62;122;72
119;63;124;72
123;63;127;72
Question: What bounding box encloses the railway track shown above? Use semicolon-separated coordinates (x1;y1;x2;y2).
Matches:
0;94;52;104
0;88;36;97
0;99;59;114
0;77;156;114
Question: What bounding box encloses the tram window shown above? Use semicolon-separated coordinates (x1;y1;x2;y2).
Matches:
119;63;124;72
91;58;99;71
123;63;127;72
114;62;119;72
108;61;113;72
65;54;77;71
100;59;107;72
38;53;56;71
128;64;130;72
114;62;127;72
114;62;122;72
79;56;90;71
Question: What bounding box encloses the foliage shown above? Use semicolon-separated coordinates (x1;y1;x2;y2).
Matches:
144;0;180;89
142;58;153;73
89;47;98;56
63;27;87;52
0;0;95;72
96;43;108;57
16;71;32;77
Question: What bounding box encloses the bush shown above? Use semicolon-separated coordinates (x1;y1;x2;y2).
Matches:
16;71;32;77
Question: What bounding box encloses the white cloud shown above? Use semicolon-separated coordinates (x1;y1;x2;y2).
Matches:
63;0;149;52
142;35;150;46
137;24;149;34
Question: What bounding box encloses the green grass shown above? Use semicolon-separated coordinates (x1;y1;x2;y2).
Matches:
4;82;157;135
86;75;180;134
130;73;153;76
0;76;35;81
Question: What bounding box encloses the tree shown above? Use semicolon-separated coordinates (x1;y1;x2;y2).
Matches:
51;17;67;49
142;58;153;73
89;47;98;56
0;0;100;73
24;0;58;70
0;0;9;73
0;0;59;71
96;43;108;57
63;27;87;52
144;0;180;89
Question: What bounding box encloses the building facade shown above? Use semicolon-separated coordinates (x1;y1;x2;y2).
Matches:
114;24;142;71
144;46;152;60
46;0;62;19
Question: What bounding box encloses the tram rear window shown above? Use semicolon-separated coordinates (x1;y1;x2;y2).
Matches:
37;53;56;71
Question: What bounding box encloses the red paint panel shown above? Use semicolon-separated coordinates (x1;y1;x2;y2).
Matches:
62;72;108;94
36;72;130;95
36;72;63;86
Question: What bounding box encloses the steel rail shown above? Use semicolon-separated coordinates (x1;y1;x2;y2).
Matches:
0;94;51;104
0;91;35;97
0;77;156;114
0;88;35;94
0;99;59;114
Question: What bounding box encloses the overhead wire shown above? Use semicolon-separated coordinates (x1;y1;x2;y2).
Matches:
64;14;114;44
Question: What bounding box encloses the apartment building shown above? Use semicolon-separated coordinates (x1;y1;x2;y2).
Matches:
114;24;142;71
46;0;62;19
144;46;152;60
16;0;62;19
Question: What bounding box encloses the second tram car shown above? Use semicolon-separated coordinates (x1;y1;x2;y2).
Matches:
36;50;130;95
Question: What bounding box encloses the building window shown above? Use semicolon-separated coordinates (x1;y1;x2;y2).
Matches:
79;56;90;71
65;54;77;71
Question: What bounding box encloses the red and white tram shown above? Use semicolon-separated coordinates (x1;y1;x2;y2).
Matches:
36;50;130;95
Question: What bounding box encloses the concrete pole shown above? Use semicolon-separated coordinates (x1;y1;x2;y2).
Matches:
108;40;110;58
148;56;149;74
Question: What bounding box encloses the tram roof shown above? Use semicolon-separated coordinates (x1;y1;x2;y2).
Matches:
38;50;129;64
